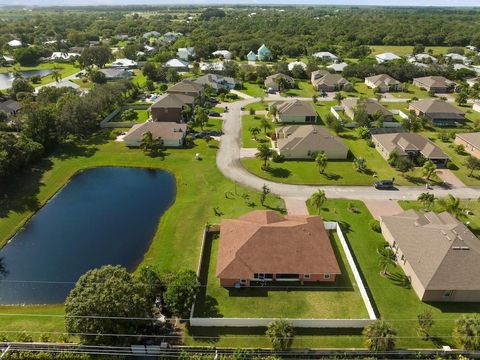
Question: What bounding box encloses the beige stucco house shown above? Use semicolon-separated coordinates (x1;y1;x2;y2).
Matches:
274;125;348;159
123;122;187;147
455;132;480;159
380;210;480;302
365;74;401;93
275;99;318;123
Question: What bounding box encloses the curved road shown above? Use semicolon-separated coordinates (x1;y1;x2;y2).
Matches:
216;97;480;201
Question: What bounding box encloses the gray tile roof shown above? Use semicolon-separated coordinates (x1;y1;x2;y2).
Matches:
276;99;317;117
372;132;449;159
410;99;465;120
381;210;480;291
456;132;480;150
124;122;186;142
276;125;348;154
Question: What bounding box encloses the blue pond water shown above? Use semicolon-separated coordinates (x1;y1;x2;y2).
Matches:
0;167;175;304
0;69;53;90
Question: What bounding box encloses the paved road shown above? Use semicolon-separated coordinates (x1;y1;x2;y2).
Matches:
216;98;480;201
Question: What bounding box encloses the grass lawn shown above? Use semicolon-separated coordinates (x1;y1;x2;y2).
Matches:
239;83;266;98
241;115;271;148
241;158;379;186
109;109;149;123
211;107;225;114
132;69;147;87
244;102;270;112
399;199;480;237
281;81;316;98
38;63;80;85
192;232;368;319
421;132;480;186
369;45;450;57
0;130;285;339
191;118;223;132
390;85;432;99
70;78;94;89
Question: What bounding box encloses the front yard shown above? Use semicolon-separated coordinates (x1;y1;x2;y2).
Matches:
192;231;368;319
281;81;316;98
241;115;272;148
239;82;266;98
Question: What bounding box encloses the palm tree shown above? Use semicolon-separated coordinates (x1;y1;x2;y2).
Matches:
417;192;435;210
249;127;261;141
140;131;154;152
422;160;437;181
453;315;480;350
334;92;344;105
363;320;397;351
439;194;462;218
266;320;294;351
268;104;278;120
260;116;272;135
377;246;396;277
315;151;328;174
309;190;327;214
255;144;273;170
353;157;367;173
51;67;62;83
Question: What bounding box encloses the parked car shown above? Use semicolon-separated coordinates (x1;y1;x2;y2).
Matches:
374;179;395;190
209;97;218;103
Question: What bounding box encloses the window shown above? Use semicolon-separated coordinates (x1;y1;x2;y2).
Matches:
323;273;331;280
444;290;454;297
304;274;310;279
240;279;247;284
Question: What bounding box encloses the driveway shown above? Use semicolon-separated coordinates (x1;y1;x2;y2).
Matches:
363;200;403;220
216;99;480;202
240;148;258;158
436;169;466;189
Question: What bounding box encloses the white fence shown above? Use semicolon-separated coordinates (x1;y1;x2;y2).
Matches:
189;222;377;328
330;106;344;120
390;109;409;120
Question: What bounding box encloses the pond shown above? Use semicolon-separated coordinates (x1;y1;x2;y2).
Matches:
0;167;176;304
0;69;53;90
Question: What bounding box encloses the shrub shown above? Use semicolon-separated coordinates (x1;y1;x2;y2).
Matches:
249;108;255;115
17;331;33;342
272;153;285;163
446;161;457;170
437;132;450;142
369;219;381;233
366;139;375;148
453;144;465;155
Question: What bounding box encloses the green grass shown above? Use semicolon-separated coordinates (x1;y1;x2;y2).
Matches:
211;107;225;114
391;85;432;99
244;102;270;111
239;83;266;98
0;62;80;86
70;78;94;89
241;115;271;148
369;45;450;57
398;199;480;237
109;109;149;123
281;81;316;98
193;232;368;319
191;118;223;132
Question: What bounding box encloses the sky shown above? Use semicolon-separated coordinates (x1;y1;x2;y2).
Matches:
1;0;480;7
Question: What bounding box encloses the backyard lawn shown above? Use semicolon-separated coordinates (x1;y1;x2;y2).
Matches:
0;130;284;341
109;109;149;123
241;115;271;148
239;82;266;98
193;232;368;319
244;101;270;111
281;81;316;98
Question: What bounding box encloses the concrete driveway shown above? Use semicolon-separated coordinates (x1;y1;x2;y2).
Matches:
363;200;403;220
435;169;466;189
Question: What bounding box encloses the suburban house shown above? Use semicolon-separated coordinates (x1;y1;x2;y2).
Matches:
264;73;295;92
246;51;257;61
372;132;449;167
1;55;15;64
0;99;22;117
193;74;238;92
380;210;480;302
274;99;318;123
163;31;183;43
215;210;341;287
111;58;137;68
212;50;232;60
165;59;189;72
288;61;307;71
257;44;271;61
365;74;401;93
8;40;22;47
44;80;81;91
408;53;438;64
445;53;471;65
312;52;338;62
409;99;465;126
274;125;348;159
412;76;456;93
143;31;161;38
177;47;195;61
48;52;80;61
166;80;204;98
311;70;351;92
327;62;348;72
123;122;187;147
455;132;480;158
199;61;225;72
341;98;393;122
149;93;195;122
99;68;132;80
375;52;401;63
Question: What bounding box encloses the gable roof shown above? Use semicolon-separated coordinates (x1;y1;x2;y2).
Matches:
276;125;348;154
365;74;400;87
341;98;392;117
0;100;22;113
410;99;465;120
216;210;341;280
123;122;186;142
413;76;456;89
276;99;317;117
165;58;189;68
456;132;480;150
327;62;348;72
193;74;237;90
150;93;194;109
312;51;338;60
167;80;203;95
381;210;480;291
372;132;449;159
312;71;350;88
375;52;401;61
